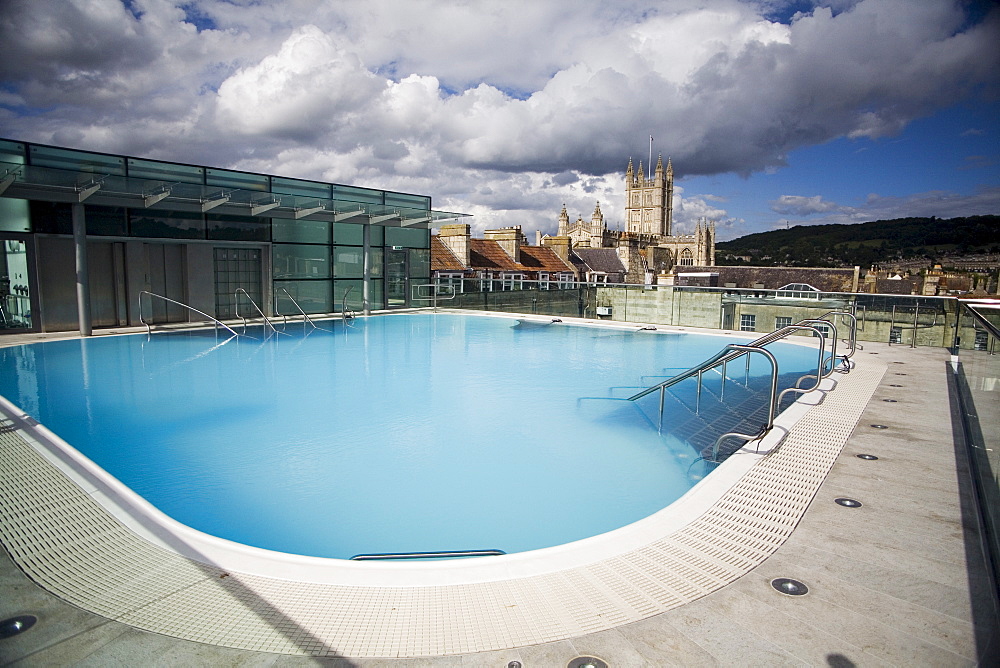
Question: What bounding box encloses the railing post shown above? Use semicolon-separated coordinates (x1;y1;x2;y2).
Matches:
911;304;919;348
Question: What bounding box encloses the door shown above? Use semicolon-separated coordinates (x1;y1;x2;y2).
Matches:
386;248;408;307
144;243;186;323
88;242;127;327
0;238;33;331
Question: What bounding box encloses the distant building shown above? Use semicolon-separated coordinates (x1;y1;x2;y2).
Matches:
544;155;716;283
431;224;576;291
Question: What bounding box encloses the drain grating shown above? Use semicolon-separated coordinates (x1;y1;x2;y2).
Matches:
771;578;809;596
835;497;863;508
1;615;37;639
857;453;879;460
568;657;608;668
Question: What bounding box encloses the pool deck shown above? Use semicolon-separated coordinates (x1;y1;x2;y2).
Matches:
1;326;998;666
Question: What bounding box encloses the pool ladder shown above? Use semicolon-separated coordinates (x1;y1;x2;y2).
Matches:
138;291;241;338
627;311;857;463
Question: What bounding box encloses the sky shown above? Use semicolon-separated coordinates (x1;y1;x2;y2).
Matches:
0;0;997;242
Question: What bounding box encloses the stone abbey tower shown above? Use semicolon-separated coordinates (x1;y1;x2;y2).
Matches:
552;154;715;282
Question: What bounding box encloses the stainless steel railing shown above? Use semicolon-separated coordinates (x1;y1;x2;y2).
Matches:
276;287;317;329
234;288;281;336
138;291;240;338
349;549;506;561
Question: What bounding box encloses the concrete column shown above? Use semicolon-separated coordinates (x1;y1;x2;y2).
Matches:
71;203;92;336
362;222;371;315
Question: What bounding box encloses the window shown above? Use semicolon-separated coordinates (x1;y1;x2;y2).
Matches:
740;314;756;332
974;329;989;351
538;272;550;290
437;272;463;294
557;273;575;289
501;272;523;291
775;316;793;331
679;248;694;266
813;323;831;339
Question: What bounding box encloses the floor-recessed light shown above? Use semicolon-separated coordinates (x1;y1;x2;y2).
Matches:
568;657;608;668
771;578;809;596
889;384;903;387
871;424;888;429
882;399;897;403
835;497;863;508
857;453;879;460
0;615;37;639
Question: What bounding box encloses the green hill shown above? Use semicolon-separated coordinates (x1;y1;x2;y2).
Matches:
716;215;1000;268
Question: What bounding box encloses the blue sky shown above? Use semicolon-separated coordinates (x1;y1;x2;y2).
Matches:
0;0;997;241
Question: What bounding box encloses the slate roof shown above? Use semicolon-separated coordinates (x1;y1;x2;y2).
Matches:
572;248;627;275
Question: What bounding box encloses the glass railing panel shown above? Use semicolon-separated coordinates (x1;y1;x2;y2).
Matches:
955;303;1000;588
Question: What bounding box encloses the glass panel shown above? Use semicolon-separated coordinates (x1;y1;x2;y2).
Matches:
129;210;206;239
368;278;384;310
207;214;270;241
127;158;204;185
272;176;331;199
333;246;364;278
273;279;332;314
333;222;364;245
334;184;383;205
29;145;126;175
385;226;429;249
0;198;30;232
370;247;384;277
409;248;430;280
85;205;127;236
206;168;269;191
386;248;407;307
273;244;330;279
384;191;430;209
334;279;363;312
0;140;26;164
369;225;384;246
0;238;32;330
29;201;71;234
272;218;330;244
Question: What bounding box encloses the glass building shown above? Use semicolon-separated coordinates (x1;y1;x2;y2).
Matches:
0;138;468;334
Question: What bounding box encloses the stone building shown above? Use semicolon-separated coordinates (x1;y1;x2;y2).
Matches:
547;155;716;283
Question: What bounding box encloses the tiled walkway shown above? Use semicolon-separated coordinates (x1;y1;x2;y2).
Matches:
1;334;997;666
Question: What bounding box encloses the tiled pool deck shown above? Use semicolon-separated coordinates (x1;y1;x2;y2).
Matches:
1;324;998;666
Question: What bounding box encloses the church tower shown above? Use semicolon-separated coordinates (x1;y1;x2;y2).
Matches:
589;201;605;248
557;204;570;237
625;154;672;237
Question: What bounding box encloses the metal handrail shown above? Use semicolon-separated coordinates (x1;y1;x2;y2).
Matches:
413;283;457;310
234;288;280;336
349;549;506;561
711;344;779;462
277;287;317;329
138;291;240;337
776;324;829;407
342;285;357;323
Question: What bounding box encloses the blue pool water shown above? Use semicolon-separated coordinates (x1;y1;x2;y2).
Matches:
0;314;820;559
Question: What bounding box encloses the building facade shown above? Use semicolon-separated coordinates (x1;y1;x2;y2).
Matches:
0;138;466;334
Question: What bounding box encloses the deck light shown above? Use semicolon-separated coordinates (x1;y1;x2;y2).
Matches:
870;424;889;429
857;453;879;460
835;497;862;508
568;658;608;668
771;578;809;596
0;615;37;639
882;399;898;402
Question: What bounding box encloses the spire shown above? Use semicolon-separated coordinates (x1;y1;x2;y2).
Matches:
626;157;634;183
637;160;644;184
666;157;673;178
655;154;664;175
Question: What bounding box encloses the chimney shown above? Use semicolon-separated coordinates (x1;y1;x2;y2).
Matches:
535;229;542;246
484;226;524;263
438;223;470;267
542;235;571;261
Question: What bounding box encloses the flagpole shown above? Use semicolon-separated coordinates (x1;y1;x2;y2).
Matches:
648;135;652;181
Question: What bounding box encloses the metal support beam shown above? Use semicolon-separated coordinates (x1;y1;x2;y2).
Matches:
72;203;92;336
401;214;432;227
334;208;366;222
294;204;325;219
251;197;280;216
77;180;101;202
144;187;171;207
0;169;17;197
201;191;230;212
370;211;400;225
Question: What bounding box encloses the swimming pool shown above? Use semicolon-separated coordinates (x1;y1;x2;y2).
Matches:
0;313;820;562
